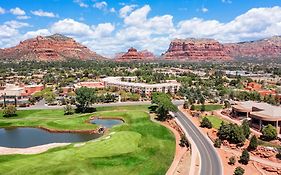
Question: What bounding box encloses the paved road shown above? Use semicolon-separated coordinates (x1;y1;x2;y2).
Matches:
173;110;222;175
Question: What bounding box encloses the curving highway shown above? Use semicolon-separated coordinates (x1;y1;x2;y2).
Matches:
173;110;222;175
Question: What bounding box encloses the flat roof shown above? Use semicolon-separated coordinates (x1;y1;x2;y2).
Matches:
103;77;181;88
235;101;281;120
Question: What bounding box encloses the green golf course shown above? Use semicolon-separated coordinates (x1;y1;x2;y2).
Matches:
0;105;175;175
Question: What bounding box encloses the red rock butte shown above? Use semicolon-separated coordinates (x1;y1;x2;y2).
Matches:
163;38;232;61
163;36;281;61
0;34;105;61
116;47;155;61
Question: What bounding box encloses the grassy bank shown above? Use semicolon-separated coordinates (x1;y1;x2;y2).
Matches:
194;104;223;111
0;105;175;175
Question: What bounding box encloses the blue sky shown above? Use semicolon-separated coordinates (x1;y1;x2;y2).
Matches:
0;0;281;56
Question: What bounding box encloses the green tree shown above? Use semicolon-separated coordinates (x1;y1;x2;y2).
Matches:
64;104;74;115
75;87;96;113
218;123;245;144
200;117;212;129
261;124;277;141
190;104;195;110
151;92;177;121
234;167;245;175
228;156;236;165
241;120;250;139
239;149;250;165
3;105;17;117
183;101;190;109
214;138;222;148
248;135;258;151
43;91;57;104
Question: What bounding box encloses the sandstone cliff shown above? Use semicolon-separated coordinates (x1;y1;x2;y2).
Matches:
0;34;105;61
163;38;232;61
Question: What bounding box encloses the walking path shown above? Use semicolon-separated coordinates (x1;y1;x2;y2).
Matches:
222;146;281;168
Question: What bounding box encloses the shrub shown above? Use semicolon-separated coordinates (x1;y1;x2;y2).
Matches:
241;120;250;139
239;149;250;165
276;148;281;160
228;156;236;165
179;135;189;148
248;135;258;151
3;105;17;117
261;124;277;141
200;104;206;112
183;101;189;109
214;138;222;148
200;117;212;129
64;104;75;115
234;167;245;175
190;105;195;110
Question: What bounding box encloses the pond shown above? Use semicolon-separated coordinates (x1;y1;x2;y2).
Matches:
0;127;101;148
90;118;124;128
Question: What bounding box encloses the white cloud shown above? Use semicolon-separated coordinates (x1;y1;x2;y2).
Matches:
92;23;115;37
10;7;25;16
201;7;208;13
119;5;137;18
1;5;281;56
93;1;107;10
0;7;5;14
73;0;89;8
17;15;30;20
50;18;93;36
31;9;57;18
4;20;29;29
222;0;232;4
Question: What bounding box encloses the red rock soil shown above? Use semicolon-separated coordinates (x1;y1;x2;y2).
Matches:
179;106;281;175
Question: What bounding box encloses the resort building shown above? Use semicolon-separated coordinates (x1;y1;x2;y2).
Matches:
103;77;181;96
0;84;44;107
232;101;281;134
74;82;105;89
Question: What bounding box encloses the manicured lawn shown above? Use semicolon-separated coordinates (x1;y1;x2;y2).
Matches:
201;115;226;129
0;105;175;175
194;104;223;111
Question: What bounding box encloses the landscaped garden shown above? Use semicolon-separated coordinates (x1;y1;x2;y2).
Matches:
0;105;175;175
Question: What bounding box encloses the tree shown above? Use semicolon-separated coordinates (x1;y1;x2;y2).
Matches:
179;135;189;148
261;124;277;141
241;120;250;139
151;92;178;121
200;104;206;112
200;117;212;129
239;149;250;165
248;135;258;151
183;101;189;109
234;167;245;175
190;104;195;110
224;101;231;109
228;156;236;165
218;122;246;144
75;87;96;113
64;104;74;115
214;138;222;148
43;91;57;104
3;105;17;117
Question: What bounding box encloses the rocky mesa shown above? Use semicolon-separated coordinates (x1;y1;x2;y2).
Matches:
163;36;281;61
0;34;105;61
163;38;232;61
115;47;156;61
224;36;281;60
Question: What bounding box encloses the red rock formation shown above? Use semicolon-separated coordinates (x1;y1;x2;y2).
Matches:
163;38;232;61
0;34;105;61
116;47;155;61
224;36;281;59
163;36;281;61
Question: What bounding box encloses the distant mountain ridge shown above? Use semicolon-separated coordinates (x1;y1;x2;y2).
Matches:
163;36;281;61
1;34;281;62
0;34;105;61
